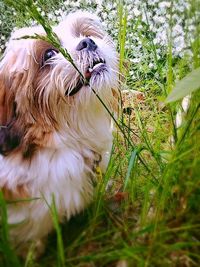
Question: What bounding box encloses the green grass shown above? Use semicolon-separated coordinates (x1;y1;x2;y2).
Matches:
0;0;200;266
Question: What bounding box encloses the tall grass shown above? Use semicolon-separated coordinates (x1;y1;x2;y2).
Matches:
0;0;200;266
0;192;21;267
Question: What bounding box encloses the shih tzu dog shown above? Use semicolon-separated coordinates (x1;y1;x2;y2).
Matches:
0;11;118;254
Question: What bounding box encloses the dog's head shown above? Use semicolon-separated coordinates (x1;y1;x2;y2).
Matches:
0;11;118;157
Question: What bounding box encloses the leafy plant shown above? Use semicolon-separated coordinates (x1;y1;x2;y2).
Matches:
166;67;200;102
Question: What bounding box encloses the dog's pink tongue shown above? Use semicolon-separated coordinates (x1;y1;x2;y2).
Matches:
85;70;91;80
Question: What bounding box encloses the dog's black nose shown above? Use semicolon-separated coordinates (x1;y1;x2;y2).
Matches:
76;38;97;51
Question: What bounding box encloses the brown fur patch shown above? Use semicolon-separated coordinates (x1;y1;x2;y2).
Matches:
1;184;29;201
0;39;57;157
0;70;23;155
0;79;6;124
23;125;53;158
33;39;57;65
0;76;14;125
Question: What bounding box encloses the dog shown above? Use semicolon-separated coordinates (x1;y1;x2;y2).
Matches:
0;11;118;255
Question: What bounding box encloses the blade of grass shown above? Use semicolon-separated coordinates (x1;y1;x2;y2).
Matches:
123;149;137;191
43;194;65;267
0;191;21;267
118;1;127;75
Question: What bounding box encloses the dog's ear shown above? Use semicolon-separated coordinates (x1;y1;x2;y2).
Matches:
0;72;22;156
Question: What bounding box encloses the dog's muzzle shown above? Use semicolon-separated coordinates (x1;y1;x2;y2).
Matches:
65;38;107;96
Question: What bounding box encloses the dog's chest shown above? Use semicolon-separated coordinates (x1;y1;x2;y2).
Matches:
0;119;112;242
0;147;94;236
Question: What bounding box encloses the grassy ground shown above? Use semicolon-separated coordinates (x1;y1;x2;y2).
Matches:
0;0;200;266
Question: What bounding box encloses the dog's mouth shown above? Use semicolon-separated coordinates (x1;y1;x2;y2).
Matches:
66;79;86;97
85;58;106;79
65;58;106;96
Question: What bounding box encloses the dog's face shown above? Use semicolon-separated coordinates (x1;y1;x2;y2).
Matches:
0;11;118;157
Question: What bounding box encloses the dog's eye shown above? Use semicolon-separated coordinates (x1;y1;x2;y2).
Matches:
43;49;58;63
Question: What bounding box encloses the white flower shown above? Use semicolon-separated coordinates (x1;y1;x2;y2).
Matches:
158;1;171;9
106;3;112;11
176;5;185;13
55;10;60;15
173;25;183;34
127;14;132;21
172;25;184;38
153;15;166;24
132;58;141;63
137;24;143;30
48;13;53;19
96;0;102;5
188;25;195;32
74;2;80;7
64;0;70;6
173;35;185;53
149;62;154;68
101;21;107;28
110;10;116;18
133;7;141;17
112;2;117;8
129;32;134;38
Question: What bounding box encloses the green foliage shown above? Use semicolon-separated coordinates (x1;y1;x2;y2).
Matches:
46;195;65;267
0;192;22;267
166;67;200;102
